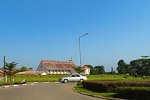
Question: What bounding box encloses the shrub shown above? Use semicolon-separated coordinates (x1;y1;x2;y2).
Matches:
115;87;150;100
82;81;150;92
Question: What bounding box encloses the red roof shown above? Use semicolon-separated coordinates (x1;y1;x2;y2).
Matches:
41;60;76;70
0;69;4;77
82;65;90;69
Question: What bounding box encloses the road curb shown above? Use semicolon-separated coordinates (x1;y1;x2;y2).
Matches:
43;82;49;83
33;82;39;84
73;88;125;100
22;84;27;86
13;85;19;87
4;86;10;88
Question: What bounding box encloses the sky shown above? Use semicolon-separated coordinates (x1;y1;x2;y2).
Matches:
0;0;150;71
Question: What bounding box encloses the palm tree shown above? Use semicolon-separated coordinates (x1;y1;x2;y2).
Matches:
5;62;17;82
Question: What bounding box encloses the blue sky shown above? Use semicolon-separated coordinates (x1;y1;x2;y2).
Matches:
0;0;150;71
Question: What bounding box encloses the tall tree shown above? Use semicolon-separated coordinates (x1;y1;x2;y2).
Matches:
117;60;129;74
94;66;105;74
130;58;150;76
5;62;17;82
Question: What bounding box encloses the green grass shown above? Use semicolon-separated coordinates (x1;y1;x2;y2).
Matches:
87;74;150;81
75;75;150;99
0;75;67;85
13;75;68;82
75;85;116;98
0;74;149;85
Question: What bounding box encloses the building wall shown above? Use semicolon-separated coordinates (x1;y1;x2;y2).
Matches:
37;60;76;74
48;70;71;74
37;64;73;74
0;69;4;77
37;63;47;72
83;68;90;75
85;68;90;75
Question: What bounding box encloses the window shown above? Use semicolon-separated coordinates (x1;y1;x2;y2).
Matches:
76;74;80;77
71;75;76;77
68;70;71;72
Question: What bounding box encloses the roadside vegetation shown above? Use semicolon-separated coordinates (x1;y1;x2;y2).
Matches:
0;75;67;85
75;57;150;100
0;56;150;99
0;74;149;85
76;80;150;100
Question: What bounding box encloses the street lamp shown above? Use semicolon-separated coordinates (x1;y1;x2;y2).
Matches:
79;33;90;67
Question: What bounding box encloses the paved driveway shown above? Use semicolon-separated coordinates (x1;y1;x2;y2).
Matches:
0;83;104;100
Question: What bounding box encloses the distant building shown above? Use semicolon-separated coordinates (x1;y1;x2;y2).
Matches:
17;71;47;75
36;60;76;74
0;68;4;77
82;65;90;75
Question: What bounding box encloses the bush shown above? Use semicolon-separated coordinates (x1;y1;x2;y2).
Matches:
82;81;150;92
115;87;150;100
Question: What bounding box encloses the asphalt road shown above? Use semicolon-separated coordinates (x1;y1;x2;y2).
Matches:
0;83;104;100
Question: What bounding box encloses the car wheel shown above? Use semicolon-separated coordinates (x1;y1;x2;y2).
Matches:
80;79;84;82
64;79;68;83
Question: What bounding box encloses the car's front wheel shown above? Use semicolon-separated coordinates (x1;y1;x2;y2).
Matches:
80;79;84;82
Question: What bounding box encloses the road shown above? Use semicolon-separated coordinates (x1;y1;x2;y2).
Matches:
0;83;104;100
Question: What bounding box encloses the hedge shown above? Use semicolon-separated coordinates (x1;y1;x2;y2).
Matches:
82;81;150;92
115;87;150;100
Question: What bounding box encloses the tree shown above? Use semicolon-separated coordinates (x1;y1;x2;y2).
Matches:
117;60;129;74
19;66;29;72
28;67;33;71
75;66;84;74
5;62;17;82
141;56;149;59
84;65;105;75
111;67;116;74
85;65;93;69
94;66;105;74
130;58;150;76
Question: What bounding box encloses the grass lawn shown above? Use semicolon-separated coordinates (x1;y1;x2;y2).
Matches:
74;74;150;99
87;74;150;81
0;75;67;85
75;84;116;98
0;74;149;85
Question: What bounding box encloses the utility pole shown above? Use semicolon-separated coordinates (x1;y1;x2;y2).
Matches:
3;56;6;77
3;56;7;83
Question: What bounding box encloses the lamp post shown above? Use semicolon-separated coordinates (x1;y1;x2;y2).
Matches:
79;33;90;67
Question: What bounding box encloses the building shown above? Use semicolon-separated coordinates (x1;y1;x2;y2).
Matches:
0;68;4;77
17;71;47;75
37;60;76;74
82;65;90;75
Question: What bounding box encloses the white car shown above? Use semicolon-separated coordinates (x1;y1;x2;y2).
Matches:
59;73;87;83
